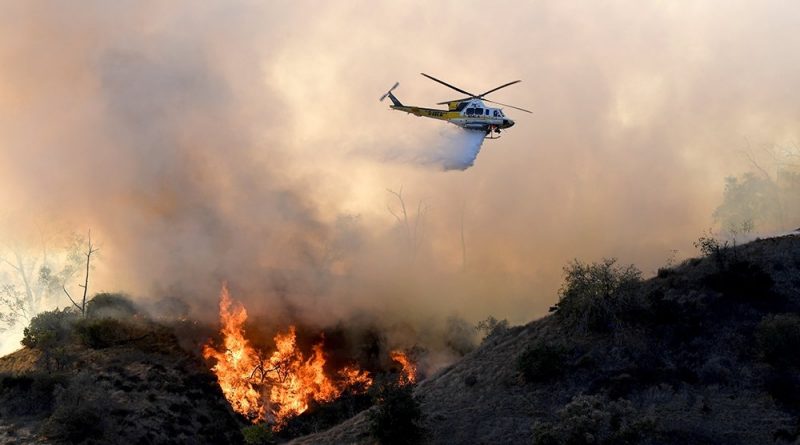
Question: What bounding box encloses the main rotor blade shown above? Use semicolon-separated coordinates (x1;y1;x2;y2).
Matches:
483;99;532;114
477;80;522;98
421;73;476;97
436;97;471;105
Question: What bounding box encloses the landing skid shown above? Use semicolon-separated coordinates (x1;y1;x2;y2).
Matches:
485;126;501;139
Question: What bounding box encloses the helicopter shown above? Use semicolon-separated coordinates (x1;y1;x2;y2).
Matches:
380;73;531;139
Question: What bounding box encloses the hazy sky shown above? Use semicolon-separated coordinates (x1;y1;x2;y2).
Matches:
1;1;798;332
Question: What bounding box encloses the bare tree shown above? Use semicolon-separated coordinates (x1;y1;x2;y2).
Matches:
0;229;84;330
62;231;99;317
387;187;428;259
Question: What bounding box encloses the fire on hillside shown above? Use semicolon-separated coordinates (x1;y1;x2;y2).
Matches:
202;285;417;428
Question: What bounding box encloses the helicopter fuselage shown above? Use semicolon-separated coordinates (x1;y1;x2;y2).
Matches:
390;99;515;133
380;74;528;137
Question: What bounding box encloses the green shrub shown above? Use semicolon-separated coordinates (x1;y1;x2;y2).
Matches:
21;309;79;349
87;292;139;319
242;424;275;445
517;342;568;383
75;317;134;349
368;382;425;445
532;395;655;445
755;314;800;368
552;258;642;333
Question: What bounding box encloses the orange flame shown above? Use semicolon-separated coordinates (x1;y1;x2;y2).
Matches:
202;285;267;421
203;286;373;426
390;350;418;385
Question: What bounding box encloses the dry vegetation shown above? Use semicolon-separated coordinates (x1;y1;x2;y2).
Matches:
0;295;243;444
292;234;800;444
1;233;799;444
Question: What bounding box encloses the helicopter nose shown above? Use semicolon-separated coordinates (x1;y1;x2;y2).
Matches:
503;119;515;128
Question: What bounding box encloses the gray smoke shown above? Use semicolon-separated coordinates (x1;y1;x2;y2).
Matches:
2;1;800;357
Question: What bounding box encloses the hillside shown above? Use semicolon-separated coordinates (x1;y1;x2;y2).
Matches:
0;304;243;444
292;233;800;444
1;234;798;444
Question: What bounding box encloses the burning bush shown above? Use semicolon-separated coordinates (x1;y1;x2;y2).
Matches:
202;286;375;427
201;286;426;437
390;350;418;385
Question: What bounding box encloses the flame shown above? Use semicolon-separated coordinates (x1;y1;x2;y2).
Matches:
203;286;373;426
202;285;267;421
390;350;417;385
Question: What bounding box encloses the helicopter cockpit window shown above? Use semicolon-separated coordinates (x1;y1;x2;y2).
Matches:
493;110;499;117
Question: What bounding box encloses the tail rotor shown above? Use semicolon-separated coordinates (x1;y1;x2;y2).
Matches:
379;82;400;102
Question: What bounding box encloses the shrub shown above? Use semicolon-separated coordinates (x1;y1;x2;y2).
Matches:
368;382;425;445
42;373;110;442
242;423;275;445
755;314;800;368
278;390;373;440
703;260;776;304
517;342;568;383
656;267;674;279
532;395;655;445
552;258;642;333
0;372;67;417
694;233;730;268
21;309;79;349
475;316;509;341
75;317;136;349
86;293;139;319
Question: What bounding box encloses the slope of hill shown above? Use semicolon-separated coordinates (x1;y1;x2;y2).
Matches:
292;234;800;444
2;234;798;444
0;313;243;444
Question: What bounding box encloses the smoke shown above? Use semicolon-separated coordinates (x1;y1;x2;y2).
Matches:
2;1;800;359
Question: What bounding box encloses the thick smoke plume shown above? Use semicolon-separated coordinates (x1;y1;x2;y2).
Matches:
2;2;800;358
